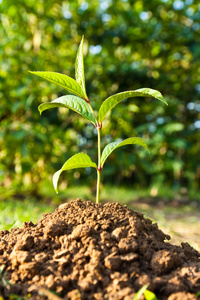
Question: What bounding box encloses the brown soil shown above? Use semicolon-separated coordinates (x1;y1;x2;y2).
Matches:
0;199;200;300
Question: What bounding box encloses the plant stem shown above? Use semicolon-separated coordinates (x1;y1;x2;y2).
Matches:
87;101;101;203
96;126;101;203
88;102;98;124
96;168;101;204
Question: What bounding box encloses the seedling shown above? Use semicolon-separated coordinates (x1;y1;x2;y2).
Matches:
29;36;167;203
133;284;158;300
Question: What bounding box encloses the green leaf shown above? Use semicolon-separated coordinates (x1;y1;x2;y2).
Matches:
29;71;86;100
101;137;150;167
99;88;167;123
163;122;184;134
75;36;88;101
133;284;149;300
144;290;158;300
38;95;96;124
53;153;97;193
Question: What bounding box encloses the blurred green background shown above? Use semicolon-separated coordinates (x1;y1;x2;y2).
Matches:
1;0;200;203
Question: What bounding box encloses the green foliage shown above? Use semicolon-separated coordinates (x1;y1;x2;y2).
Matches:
75;36;88;100
1;0;200;198
0;198;54;231
53;153;97;193
99;88;167;122
101;137;149;167
38;95;96;124
133;284;158;300
30;37;166;202
143;290;158;300
28;71;86;99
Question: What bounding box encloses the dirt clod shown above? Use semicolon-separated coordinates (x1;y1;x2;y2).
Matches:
0;199;199;300
150;249;181;275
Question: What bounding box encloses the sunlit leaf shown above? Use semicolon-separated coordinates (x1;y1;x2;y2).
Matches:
38;95;96;124
53;153;97;193
144;290;158;300
29;71;86;99
99;88;167;123
101;137;150;167
75;36;88;101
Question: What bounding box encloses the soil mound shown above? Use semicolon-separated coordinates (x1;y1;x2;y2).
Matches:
0;199;200;300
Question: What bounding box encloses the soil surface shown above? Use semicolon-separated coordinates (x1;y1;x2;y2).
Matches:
0;199;200;300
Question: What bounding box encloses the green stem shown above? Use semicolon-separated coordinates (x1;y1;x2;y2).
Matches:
87;101;101;203
88;102;98;125
96;168;101;204
96;126;101;203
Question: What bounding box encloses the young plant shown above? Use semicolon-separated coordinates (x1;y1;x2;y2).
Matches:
133;284;158;300
29;36;167;203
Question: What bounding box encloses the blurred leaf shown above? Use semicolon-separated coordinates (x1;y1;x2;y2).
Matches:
163;123;184;134
128;104;140;112
170;138;187;149
133;284;149;300
144;290;158;300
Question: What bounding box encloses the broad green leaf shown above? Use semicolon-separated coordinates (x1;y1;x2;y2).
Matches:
75;36;88;101
99;88;167;123
53;153;97;193
133;284;149;300
29;71;86;100
38;95;96;124
144;290;158;300
101;137;150;167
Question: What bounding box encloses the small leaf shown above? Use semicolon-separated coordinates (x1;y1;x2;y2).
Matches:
75;36;88;101
53;170;62;194
101;137;149;167
29;71;86;100
99;88;167;123
38;95;96;124
144;290;158;300
53;153;97;193
133;284;149;300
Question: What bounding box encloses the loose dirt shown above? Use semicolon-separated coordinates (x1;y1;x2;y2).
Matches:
0;199;200;300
